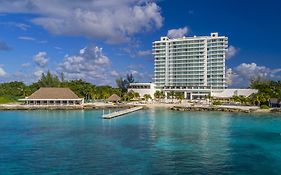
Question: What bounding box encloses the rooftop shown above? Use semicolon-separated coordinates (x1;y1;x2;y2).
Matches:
153;32;227;43
129;82;155;85
107;94;121;102
27;87;80;99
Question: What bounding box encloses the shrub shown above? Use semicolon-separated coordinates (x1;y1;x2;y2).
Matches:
260;105;270;109
0;96;18;104
213;101;222;105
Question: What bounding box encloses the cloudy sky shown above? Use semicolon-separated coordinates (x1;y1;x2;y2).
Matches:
0;0;280;87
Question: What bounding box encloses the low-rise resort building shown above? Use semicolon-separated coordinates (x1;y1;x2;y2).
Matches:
128;83;156;99
269;98;281;108
19;87;84;105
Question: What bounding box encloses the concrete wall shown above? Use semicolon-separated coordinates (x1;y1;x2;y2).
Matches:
211;89;258;98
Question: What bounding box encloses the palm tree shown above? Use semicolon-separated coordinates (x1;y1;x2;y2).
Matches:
175;92;184;103
154;91;161;101
252;93;270;106
232;95;241;103
133;92;140;100
167;91;176;103
154;91;165;102
143;94;152;102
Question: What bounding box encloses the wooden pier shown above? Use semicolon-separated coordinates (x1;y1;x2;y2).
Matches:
102;106;143;119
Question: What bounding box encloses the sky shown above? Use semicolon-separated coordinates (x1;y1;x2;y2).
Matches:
0;0;280;87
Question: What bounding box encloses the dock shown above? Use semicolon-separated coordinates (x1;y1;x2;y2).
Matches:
102;106;143;119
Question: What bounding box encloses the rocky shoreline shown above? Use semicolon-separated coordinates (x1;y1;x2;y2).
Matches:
0;104;138;110
1;104;280;114
171;106;281;114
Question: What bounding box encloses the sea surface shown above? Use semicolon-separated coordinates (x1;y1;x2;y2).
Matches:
0;109;281;174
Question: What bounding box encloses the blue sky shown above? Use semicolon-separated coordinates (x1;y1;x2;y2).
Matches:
0;0;280;87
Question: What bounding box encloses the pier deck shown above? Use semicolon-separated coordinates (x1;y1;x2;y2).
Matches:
102;106;143;119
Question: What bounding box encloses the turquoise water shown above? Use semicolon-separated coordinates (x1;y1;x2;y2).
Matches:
0;109;281;174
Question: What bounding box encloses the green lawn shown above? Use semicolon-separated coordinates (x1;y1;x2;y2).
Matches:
0;96;18;104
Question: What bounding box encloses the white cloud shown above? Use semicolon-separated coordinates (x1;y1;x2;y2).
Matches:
125;64;152;82
58;45;114;85
33;69;44;78
137;50;152;57
33;52;48;67
54;46;62;50
0;0;163;43
110;70;120;77
225;68;233;86
18;36;36;41
121;47;137;58
230;63;281;87
0;67;7;77
167;26;188;38
21;63;31;67
18;36;48;44
226;45;238;59
58;46;153;85
126;69;152;83
0;22;30;30
13;23;30;30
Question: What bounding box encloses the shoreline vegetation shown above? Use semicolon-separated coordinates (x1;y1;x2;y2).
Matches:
0;71;281;114
1;103;281;114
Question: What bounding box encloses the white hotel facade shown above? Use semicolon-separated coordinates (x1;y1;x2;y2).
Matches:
153;32;227;99
154;32;227;89
128;32;257;100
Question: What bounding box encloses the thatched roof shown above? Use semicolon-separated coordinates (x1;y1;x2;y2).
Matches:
27;88;80;99
107;94;121;102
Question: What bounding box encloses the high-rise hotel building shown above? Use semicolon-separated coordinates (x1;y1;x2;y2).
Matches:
129;33;257;100
153;32;228;90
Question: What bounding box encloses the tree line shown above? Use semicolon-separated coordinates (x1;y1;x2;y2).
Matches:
0;71;135;103
231;80;281;107
1;71;280;106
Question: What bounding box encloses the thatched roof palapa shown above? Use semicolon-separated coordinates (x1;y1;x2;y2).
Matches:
107;94;121;102
27;87;80;99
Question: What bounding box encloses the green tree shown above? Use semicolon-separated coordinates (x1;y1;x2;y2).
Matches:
0;81;27;104
143;94;152;101
36;70;61;87
175;92;184;103
60;72;65;82
122;91;134;101
154;90;165;101
65;79;95;100
0;81;26;97
0;71;124;104
250;79;281;106
115;77;127;93
133;92;140;100
115;73;135;93
91;86;121;100
252;93;270;106
167;91;176;102
125;74;135;85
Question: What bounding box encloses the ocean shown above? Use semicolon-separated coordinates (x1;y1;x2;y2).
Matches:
0;109;281;174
